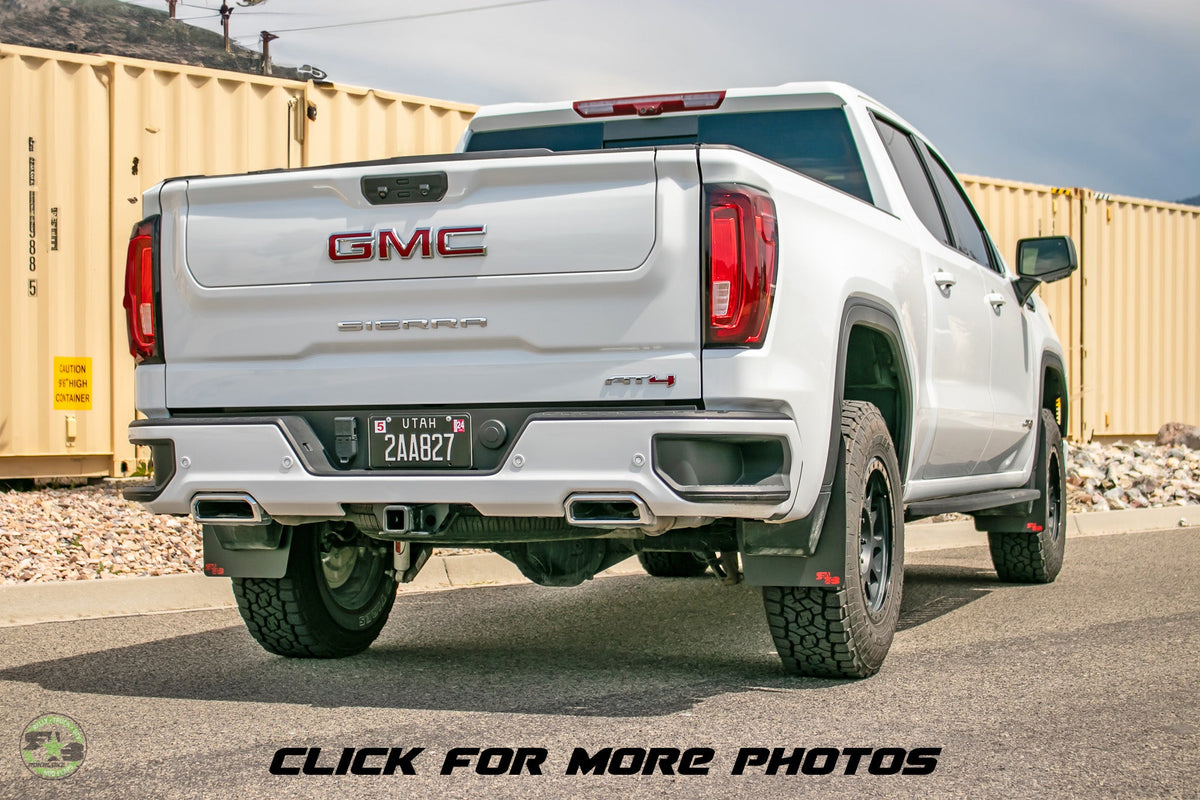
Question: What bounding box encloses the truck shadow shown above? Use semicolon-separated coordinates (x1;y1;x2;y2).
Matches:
0;565;1000;717
897;563;998;631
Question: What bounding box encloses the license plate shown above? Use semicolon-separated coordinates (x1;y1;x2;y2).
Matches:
368;414;472;469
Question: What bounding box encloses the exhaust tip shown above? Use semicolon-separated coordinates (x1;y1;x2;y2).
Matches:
565;493;655;527
192;493;269;525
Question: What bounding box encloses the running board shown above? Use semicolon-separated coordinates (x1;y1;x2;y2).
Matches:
905;489;1040;521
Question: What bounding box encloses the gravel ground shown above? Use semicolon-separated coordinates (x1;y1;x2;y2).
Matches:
0;480;200;585
2;441;1198;584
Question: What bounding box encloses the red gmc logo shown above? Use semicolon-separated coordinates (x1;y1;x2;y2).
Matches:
328;226;487;262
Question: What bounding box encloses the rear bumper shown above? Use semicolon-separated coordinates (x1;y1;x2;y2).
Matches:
128;413;803;522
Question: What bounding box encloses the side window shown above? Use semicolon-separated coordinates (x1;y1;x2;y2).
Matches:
919;144;995;270
871;116;949;246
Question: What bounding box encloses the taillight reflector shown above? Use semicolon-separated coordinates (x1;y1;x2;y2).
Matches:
705;186;777;347
123;217;159;362
573;90;725;118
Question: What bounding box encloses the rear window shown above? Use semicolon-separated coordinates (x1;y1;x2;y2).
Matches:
465;108;872;203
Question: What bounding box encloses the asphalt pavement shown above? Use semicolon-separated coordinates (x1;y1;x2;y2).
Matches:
0;511;1196;799
1;505;1192;627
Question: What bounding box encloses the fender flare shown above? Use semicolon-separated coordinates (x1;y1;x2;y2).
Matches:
1010;348;1068;490
1039;350;1068;432
741;295;913;586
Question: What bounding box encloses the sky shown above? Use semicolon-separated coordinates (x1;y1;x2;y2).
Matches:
119;0;1199;203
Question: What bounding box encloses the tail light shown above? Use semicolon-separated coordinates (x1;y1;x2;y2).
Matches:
705;185;777;347
123;216;161;362
573;91;725;118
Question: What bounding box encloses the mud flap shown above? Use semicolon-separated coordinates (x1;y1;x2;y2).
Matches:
740;504;848;588
202;524;292;578
740;454;849;588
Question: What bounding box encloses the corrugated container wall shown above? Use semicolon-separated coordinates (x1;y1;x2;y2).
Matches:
963;175;1200;442
1;50;113;479
1;44;476;479
1078;192;1200;439
304;83;475;166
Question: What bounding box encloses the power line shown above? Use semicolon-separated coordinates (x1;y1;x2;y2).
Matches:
176;1;303;12
265;0;557;34
126;0;554;27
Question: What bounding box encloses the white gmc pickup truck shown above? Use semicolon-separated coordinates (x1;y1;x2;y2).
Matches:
125;82;1077;677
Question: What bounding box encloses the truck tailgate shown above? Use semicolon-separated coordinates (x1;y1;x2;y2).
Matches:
160;149;702;409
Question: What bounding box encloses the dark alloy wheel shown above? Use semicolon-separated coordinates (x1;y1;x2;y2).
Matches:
988;408;1066;583
858;459;895;614
232;522;398;658
763;400;904;679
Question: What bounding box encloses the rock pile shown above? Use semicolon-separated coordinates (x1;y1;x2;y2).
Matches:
1066;440;1200;512
0;481;201;584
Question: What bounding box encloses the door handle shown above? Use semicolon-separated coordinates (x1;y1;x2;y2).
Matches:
933;271;957;290
986;292;1007;310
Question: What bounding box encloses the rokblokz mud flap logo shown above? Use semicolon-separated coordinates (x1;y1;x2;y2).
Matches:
21;713;86;779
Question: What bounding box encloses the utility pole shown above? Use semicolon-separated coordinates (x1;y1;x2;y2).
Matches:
260;31;279;76
219;3;233;52
166;0;177;19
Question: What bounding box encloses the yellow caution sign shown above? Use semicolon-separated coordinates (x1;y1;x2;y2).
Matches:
53;357;92;410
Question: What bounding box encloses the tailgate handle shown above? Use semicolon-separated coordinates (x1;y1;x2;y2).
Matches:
361;172;448;205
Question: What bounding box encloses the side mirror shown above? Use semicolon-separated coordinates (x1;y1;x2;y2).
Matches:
1013;236;1077;304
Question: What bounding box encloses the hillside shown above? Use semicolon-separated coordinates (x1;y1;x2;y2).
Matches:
0;0;301;79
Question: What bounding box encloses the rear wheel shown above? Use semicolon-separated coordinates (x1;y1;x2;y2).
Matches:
637;550;710;578
988;408;1066;583
232;521;397;658
762;401;904;678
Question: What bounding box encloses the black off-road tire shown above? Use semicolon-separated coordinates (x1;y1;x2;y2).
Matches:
762;401;904;679
988;409;1066;583
232;522;397;658
636;550;710;578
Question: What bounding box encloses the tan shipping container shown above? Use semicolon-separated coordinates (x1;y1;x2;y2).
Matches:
1077;192;1200;440
303;82;475;166
964;175;1200;441
1;49;114;478
1;44;475;479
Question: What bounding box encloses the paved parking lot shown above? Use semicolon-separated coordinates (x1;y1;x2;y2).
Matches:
1;527;1197;799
